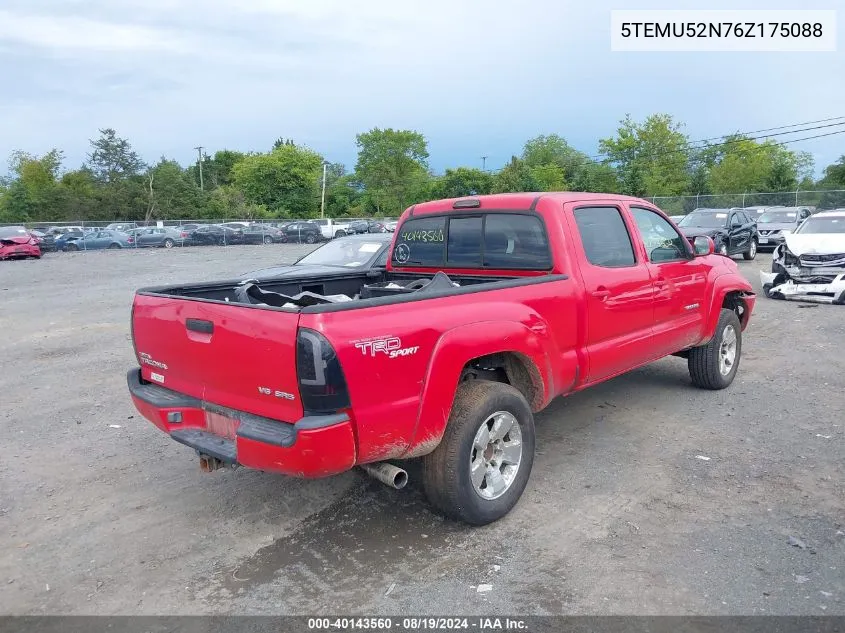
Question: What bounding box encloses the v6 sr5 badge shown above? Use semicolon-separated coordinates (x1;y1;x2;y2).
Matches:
354;336;419;359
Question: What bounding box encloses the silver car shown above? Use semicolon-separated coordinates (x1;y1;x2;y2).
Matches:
756;207;813;250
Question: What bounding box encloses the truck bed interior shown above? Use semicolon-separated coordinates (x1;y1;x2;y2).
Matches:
138;269;559;313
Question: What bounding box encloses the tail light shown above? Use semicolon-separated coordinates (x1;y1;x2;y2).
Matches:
181;232;188;238
296;328;350;413
128;237;135;244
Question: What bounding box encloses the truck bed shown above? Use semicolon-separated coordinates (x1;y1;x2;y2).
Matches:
138;270;532;312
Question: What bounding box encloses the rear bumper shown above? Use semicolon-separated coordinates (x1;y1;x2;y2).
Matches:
0;244;40;259
127;368;356;477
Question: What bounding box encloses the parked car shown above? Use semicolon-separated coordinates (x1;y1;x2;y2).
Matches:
312;218;352;239
239;233;392;281
384;220;398;232
242;224;287;244
0;226;41;260
761;210;845;304
29;230;57;253
221;222;251;230
189;225;245;246
347;219;387;234
756;207;813;251
744;205;785;218
677;208;758;259
106;222;138;232
177;224;201;233
282;221;323;244
62;230;134;251
128;192;755;525
130;227;189;248
55;231;85;250
668;215;685;223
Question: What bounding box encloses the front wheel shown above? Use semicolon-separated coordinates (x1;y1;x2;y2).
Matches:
66;243;78;252
422;381;535;525
305;233;317;244
263;235;273;244
163;238;174;249
743;239;757;260
688;308;742;390
334;230;346;238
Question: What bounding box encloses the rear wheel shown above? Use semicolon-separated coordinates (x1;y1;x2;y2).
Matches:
305;233;317;244
163;238;175;249
108;243;120;249
422;381;535;525
263;235;273;244
334;230;346;238
688;308;742;390
66;243;78;252
743;239;757;260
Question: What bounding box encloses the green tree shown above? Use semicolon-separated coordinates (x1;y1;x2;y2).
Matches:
0;149;66;221
818;155;845;188
708;139;800;194
570;161;620;193
491;157;539;193
529;163;567;191
145;159;205;221
232;145;323;216
354;128;430;214
430;167;494;198
599;114;691;196
86;128;145;183
187;150;246;190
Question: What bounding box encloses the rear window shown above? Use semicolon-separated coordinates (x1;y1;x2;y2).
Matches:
393;213;551;269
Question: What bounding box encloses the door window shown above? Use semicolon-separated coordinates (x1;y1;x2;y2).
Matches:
630;207;691;263
573;207;636;268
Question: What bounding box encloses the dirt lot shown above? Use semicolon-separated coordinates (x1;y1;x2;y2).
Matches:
0;245;842;615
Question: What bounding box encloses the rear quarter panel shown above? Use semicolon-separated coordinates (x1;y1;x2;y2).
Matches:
299;277;579;463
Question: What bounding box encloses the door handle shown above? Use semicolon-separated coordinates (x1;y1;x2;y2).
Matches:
654;277;667;288
591;288;611;300
186;318;214;334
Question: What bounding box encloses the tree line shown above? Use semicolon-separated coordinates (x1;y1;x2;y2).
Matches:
2;114;844;224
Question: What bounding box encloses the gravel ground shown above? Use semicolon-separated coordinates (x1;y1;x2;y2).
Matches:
0;245;842;616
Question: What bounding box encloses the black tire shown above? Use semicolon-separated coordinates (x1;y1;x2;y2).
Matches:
305;233;317;244
688;308;742;390
108;243;120;249
66;243;78;252
163;238;174;249
743;238;758;260
263;235;273;244
334;230;346;238
422;381;535;525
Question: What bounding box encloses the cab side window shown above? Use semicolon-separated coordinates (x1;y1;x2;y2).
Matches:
573;207;636;268
630;207;691;263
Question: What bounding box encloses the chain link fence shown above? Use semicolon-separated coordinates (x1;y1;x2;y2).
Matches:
649;190;845;215
2;217;399;252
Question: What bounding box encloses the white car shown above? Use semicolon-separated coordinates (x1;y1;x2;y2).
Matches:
761;210;845;304
312;218;352;239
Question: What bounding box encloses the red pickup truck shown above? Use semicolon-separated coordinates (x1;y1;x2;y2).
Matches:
128;193;755;525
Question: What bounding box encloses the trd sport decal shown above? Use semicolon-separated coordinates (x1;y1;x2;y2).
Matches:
354;336;419;359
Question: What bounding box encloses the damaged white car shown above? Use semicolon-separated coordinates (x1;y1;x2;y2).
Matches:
761;210;845;304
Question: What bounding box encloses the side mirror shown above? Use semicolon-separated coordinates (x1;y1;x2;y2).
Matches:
693;235;715;256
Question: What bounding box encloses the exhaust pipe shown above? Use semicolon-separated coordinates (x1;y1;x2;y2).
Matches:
359;462;408;489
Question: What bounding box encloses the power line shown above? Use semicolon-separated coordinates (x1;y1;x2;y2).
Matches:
486;117;845;174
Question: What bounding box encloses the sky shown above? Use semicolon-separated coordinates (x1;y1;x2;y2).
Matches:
0;0;843;177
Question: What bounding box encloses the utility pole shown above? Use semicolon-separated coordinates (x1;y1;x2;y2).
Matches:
320;161;328;218
481;156;488;171
194;146;204;190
